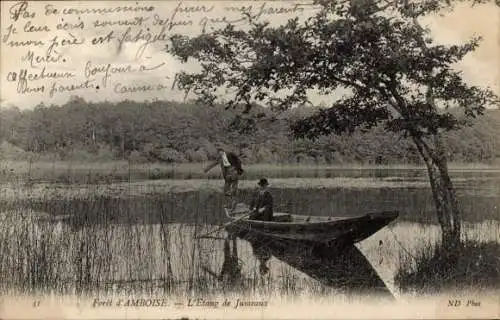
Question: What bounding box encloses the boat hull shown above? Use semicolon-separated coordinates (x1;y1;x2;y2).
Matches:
225;209;398;246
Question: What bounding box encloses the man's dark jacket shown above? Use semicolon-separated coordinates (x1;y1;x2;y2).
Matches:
250;190;273;221
227;152;244;175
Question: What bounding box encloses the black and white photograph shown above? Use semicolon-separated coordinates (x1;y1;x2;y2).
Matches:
0;0;499;318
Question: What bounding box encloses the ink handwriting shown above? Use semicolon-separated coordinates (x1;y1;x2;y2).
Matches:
84;61;166;88
2;0;319;103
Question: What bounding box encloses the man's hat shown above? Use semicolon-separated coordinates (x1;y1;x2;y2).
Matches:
258;178;269;187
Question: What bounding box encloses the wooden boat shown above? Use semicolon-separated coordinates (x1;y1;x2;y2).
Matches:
224;204;398;246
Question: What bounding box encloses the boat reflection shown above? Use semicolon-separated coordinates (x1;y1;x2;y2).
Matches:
220;204;396;299
204;234;394;299
194;229;389;299
245;237;394;299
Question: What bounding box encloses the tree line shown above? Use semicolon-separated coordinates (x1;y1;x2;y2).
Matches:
1;97;499;164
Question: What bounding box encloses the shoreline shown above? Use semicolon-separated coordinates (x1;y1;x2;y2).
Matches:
2;159;500;170
1;160;500;186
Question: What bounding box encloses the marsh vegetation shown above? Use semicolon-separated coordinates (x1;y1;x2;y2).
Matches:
0;162;498;298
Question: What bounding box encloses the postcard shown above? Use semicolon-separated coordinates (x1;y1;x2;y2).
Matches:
0;0;499;319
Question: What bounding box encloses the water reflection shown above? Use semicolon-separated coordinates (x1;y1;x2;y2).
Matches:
226;235;394;299
219;236;242;287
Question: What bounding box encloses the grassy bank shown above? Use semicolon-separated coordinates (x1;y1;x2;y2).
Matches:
394;239;500;294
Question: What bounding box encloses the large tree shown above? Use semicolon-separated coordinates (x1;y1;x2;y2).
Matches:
167;0;499;248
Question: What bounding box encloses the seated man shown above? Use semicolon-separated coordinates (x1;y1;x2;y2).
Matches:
249;178;273;275
249;178;273;221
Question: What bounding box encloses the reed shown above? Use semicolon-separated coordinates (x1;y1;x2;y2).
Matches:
0;188;331;298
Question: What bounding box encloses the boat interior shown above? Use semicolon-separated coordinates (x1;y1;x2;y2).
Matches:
229;203;347;223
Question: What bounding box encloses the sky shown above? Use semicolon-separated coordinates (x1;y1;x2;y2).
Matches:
0;0;498;109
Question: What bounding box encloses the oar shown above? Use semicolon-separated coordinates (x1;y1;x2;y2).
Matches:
195;209;251;239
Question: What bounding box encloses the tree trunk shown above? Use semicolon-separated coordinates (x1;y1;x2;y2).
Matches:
412;134;462;250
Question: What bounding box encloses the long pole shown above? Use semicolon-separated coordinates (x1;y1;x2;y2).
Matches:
195;209;250;239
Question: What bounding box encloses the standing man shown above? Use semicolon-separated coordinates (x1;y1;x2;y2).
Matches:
204;146;244;209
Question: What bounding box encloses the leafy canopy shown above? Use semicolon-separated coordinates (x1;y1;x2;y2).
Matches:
167;0;499;139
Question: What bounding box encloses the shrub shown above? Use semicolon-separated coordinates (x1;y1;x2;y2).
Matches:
395;239;500;294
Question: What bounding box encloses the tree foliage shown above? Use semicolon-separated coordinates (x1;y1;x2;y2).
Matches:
166;0;500;248
168;0;498;139
1;100;499;164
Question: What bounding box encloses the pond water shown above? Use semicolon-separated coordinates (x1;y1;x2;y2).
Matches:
8;168;498;227
0;168;498;296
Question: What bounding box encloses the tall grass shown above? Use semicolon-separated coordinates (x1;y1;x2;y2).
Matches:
0;193;332;298
1;204;499;297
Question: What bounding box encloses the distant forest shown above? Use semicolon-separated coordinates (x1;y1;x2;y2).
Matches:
1;97;499;165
